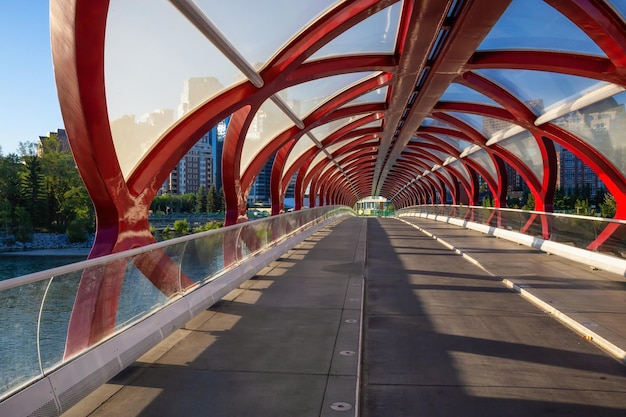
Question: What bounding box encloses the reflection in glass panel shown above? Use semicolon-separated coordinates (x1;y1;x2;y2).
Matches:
554;92;626;173
240;99;294;176
496;130;544;183
339;87;388;109
106;0;243;179
196;0;337;69
479;0;604;56
475;70;609;115
181;232;225;284
466;149;498;181
116;259;170;331
39;271;82;371
308;2;401;61
277;72;378;119
0;280;49;395
440;83;502;107
285;136;319;173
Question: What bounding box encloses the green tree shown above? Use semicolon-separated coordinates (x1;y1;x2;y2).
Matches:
207;185;217;212
174;219;189;234
574;198;592;216
20;151;45;228
39;134;88;232
217;187;225;212
599;193;616;218
196;185;208;213
522;192;535;210
0;153;25;236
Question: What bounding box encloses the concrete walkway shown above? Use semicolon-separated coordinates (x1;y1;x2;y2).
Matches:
63;216;367;417
63;216;626;416
362;217;626;416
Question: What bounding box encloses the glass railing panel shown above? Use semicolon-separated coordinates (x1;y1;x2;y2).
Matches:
550;215;599;247
0;206;353;400
397;205;626;259
0;280;49;395
180;230;226;285
498;209;524;232
39;271;83;372
115;258;172;333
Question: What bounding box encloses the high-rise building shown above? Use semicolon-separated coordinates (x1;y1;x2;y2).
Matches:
249;154;274;204
161;77;231;195
551;97;625;197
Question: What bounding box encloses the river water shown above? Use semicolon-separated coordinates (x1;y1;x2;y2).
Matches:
0;254;87;281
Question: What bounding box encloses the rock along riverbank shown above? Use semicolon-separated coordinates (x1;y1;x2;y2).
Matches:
0;233;94;256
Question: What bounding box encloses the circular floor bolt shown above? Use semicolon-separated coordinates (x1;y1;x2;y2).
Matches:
340;350;355;356
330;402;352;411
345;319;358;323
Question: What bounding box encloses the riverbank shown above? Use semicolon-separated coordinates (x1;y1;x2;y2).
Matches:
0;232;94;255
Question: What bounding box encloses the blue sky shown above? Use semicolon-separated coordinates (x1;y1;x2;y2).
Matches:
0;2;62;156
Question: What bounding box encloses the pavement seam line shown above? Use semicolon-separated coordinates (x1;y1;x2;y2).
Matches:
397;217;626;366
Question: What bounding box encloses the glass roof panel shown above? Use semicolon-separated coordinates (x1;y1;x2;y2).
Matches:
240;99;293;176
359;120;383;129
421;117;456;128
284;136;319;173
465;149;498;181
609;1;626;21
307;2;402;61
475;70;609;116
416;133;471;153
447;112;489;135
195;0;338;69
446;160;470;184
496;130;544;183
553;91;626;174
277;72;379;119
309;115;367;142
310;150;331;169
339;87;388;109
106;0;244;179
422;149;451;164
435;166;454;186
440;83;502;107
478;0;605;56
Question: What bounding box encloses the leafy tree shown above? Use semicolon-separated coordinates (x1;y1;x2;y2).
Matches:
39;134;88;232
574;198;592;216
207;184;217;212
599;193;616;218
21;152;45;228
0;153;25;236
217;187;225;212
522;192;535;210
196;185;208;213
173;219;189;234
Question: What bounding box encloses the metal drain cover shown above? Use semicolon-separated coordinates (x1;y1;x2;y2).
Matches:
330;402;352;411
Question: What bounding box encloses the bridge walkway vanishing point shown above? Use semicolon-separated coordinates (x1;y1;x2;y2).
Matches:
63;216;626;417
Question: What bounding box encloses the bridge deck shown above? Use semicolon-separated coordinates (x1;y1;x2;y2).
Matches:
64;217;626;416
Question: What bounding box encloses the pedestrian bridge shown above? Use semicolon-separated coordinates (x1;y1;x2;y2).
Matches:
1;207;626;416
